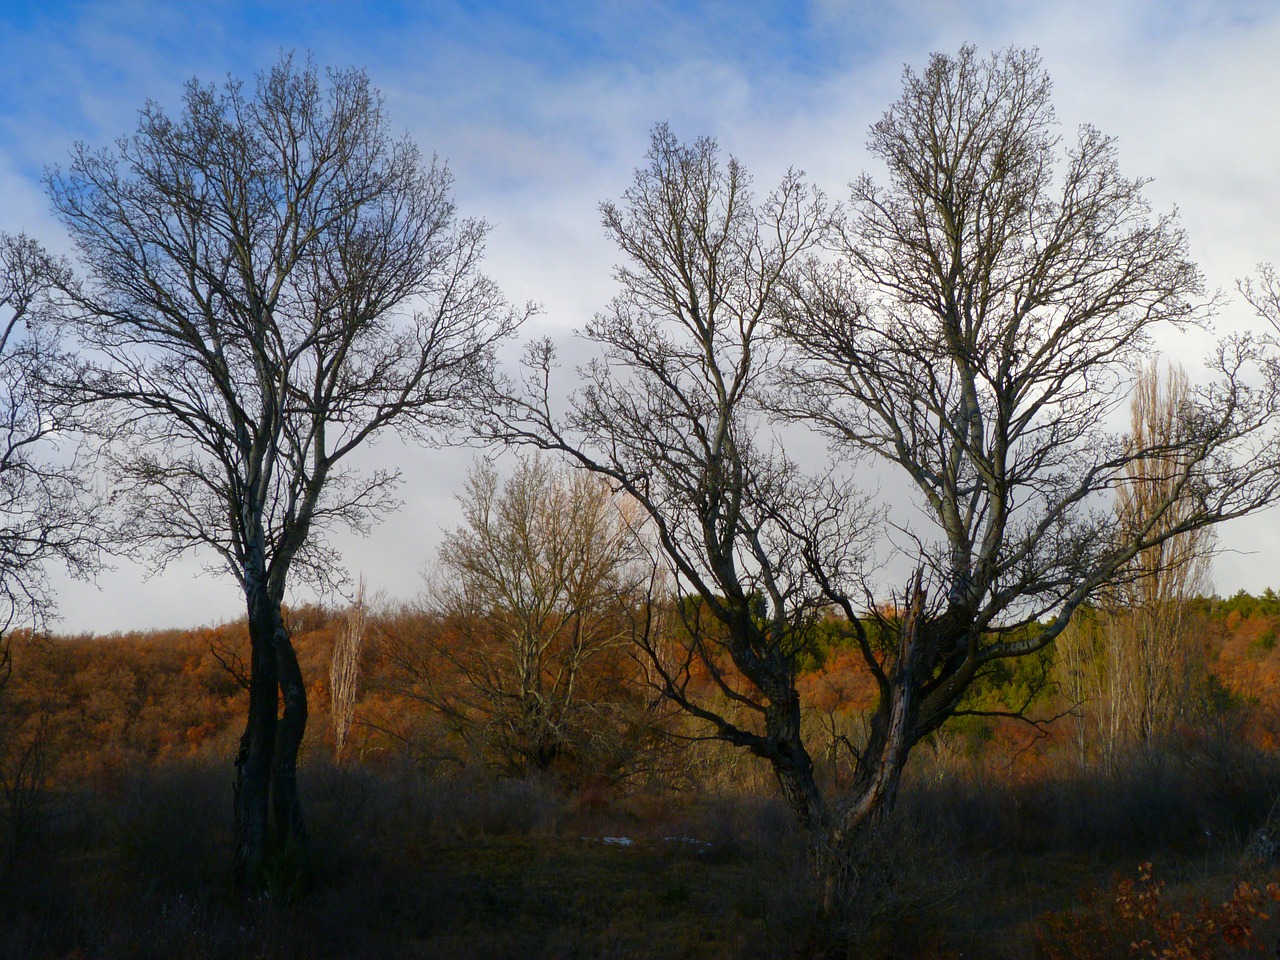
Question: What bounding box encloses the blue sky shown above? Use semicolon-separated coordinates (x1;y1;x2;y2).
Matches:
3;0;1279;631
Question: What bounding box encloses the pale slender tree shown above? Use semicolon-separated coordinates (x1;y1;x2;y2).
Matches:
1109;360;1213;744
1054;363;1215;768
330;575;367;765
389;455;650;777
47;55;521;887
0;233;101;669
1053;606;1099;766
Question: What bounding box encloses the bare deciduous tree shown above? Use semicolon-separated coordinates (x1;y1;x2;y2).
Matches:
502;50;1280;937
0;233;100;673
0;235;100;876
1110;361;1213;744
495;127;883;892
1241;264;1280;337
1057;362;1214;767
47;55;521;888
388;454;652;779
779;45;1280;912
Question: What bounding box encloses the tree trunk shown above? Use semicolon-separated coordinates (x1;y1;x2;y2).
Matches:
813;744;910;925
813;574;925;932
234;583;280;889
273;623;309;869
765;694;828;833
234;575;310;894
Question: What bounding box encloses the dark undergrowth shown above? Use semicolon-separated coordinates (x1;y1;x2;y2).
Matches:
5;740;1280;959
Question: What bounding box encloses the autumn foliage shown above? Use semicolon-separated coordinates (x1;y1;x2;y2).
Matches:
5;593;1280;958
1036;863;1280;960
8;590;1280;792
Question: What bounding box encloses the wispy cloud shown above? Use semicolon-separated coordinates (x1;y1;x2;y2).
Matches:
4;0;1278;628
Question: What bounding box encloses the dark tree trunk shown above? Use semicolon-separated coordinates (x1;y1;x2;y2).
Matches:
233;575;310;894
763;689;829;833
234;584;280;889
272;624;309;876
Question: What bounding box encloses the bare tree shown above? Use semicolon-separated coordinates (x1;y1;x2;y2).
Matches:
1109;360;1213;745
495;128;887;903
330;575;367;765
1241;264;1280;337
47;55;521;888
1055;362;1214;767
388;454;651;779
778;45;1280;909
0;235;100;878
0;234;100;674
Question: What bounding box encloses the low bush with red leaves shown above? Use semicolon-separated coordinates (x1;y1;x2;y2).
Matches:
1036;863;1280;960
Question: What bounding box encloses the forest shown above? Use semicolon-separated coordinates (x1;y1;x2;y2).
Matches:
6;42;1280;959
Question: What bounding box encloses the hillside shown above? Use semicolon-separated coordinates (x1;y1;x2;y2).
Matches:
5;595;1280;958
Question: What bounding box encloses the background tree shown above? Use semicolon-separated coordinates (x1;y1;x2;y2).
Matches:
329;575;367;765
777;45;1280;908
1056;361;1214;767
0;233;100;683
495;128;884;904
47;55;521;887
387;454;654;780
1109;361;1214;746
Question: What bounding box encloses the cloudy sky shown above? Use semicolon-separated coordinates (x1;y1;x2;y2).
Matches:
3;0;1279;633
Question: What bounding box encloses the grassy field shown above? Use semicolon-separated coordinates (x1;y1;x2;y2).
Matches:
5;750;1280;960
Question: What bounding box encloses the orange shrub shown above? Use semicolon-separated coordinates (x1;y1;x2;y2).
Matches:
1036;863;1280;960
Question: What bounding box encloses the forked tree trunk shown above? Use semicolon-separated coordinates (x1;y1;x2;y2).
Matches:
813;722;913;927
811;576;925;936
234;575;310;893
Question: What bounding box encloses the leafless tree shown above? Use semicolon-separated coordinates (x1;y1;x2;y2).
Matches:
46;55;522;888
330;575;367;765
0;235;100;875
494;127;885;899
1109;361;1213;745
1056;362;1214;767
1241;264;1280;337
387;454;652;779
0;233;100;685
778;45;1280;912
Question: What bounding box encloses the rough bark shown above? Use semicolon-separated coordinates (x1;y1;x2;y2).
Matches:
272;624;308;866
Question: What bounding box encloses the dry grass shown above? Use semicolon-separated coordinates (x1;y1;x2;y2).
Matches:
4;735;1280;959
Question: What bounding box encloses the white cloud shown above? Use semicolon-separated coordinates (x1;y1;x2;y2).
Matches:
10;0;1280;629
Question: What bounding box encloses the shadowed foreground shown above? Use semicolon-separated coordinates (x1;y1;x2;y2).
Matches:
5;752;1280;959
